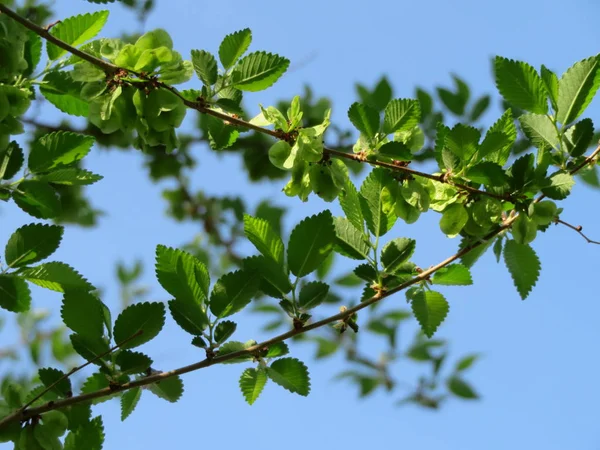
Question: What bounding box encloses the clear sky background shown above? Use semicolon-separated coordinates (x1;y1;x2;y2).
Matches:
2;0;600;449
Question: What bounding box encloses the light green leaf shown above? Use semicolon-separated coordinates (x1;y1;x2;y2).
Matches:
530;200;557;226
445;124;480;161
12;181;61;219
120;387;142;421
298;281;329;310
519;113;559;149
503;240;540;300
432;264;472;286
218;340;256;364
47;11;109;60
209;270;260;318
348;102;379;139
5;223;63;268
148;375;183;403
29;131;95;174
191;49;218;86
494;57;548;114
113;302;165;349
447;376;479;399
333;217;369;260
243;215;284;264
381;238;416;274
219;28;252;69
541;171;575;200
512;214;537;245
61;291;105;340
540;65;559;110
411;290;449;338
230;51;289;91
266;357;310;396
0;275;31;313
155;245;209;304
359;168;397;237
383;98;420;134
40;71;89;117
339;177;364;232
239;368;267;405
484;109;517;166
440;203;468;237
18;262;94;293
556;55;600;125
287;210;335;277
266;342;289;358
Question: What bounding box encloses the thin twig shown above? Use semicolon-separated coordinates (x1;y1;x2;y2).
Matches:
19;330;143;412
555;219;600;245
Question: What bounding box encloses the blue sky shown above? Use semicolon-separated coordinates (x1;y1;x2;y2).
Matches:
2;0;600;448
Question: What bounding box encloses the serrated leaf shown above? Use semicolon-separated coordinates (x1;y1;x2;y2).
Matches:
512;214;537;245
447;376;479;399
0;275;31;312
70;334;110;365
339;177;364;232
214;320;237;344
40;71;89;117
230;51;289;91
287;210;335;277
61;291;105;339
243;215;284;264
378;141;413;160
218;340;256;364
209;270;260;318
556;55;600;125
440;203;468;237
519;113;559;149
5;223;63;268
113;302;165;349
266;357;310;396
47;11;109;60
219;28;252;69
168;298;209;335
381;238;416;274
563;118;594;157
0;141;24;180
120;387;141;421
148;375;183;402
29;131;95;174
359;168;397;237
12;181;61;219
432;264;472;286
155;245;209;304
411;290;449;338
115;350;153;375
445;124;480;160
333;217;369;260
38;367;71;397
485;109;517;166
503;240;540;299
348;102;379;139
541;65;559;110
37;168;103;186
383;99;420;134
266;342;289;358
206;115;239;149
298;281;329;310
470;95;491;122
191;49;218;86
466;162;508;186
18;262;95;293
541;171;575;200
494;57;548;114
64;416;104;450
239;368;267;405
243;255;291;297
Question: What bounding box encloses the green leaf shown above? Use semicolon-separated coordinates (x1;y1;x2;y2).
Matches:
455;354;480;371
5;223;63;268
469;95;491;122
0;141;24;180
29;131;95;174
540;65;559;110
0;275;31;312
440;203;468;237
494;57;548;114
541;171;575;200
348;102;379;139
378;141;412;160
519;113;559;149
466;162;508;186
339;177;364;232
64;416;104;450
37;168;103;186
239;368;267;405
266;342;289;358
61;291;105;339
432;264;472;286
411;290;449;338
206;115;239;150
40;71;89;117
18;262;94;293
243;255;291;297
217;340;256;364
214;320;237;344
563;118;594;157
148;375;183;402
115;350;153;375
155;245;209;304
287;210;335;277
333;217;369;260
70;333;109;364
120;387;142;421
381;238;416;274
266;357;310;396
485;109;517;166
503;240;540;300
47;11;110;60
556;55;600;125
219;28;252;69
447;376;479;399
243;215;284;264
113;302;165;349
298;281;329;310
359;168;397;237
191;50;218;86
530;200;557;226
209;270;260;318
445;124;480;161
383;99;420;134
12;181;61;219
38;367;71;397
512;214;537;245
230;51;289;92
168;298;209;335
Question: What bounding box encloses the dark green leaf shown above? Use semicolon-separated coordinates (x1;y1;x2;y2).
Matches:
287;210;335;277
61;291;105;339
243;255;291;297
243;214;284;264
469;95;491;122
466;162;508;186
168;298;209;335
148;376;184;403
298;281;329;310
0;274;31;313
12;181;61;219
37;168;103;186
267;357;310;396
40;71;89;117
541;171;575;200
445;124;480;161
494;57;548;114
38;367;71;397
447;376;479;399
209;270;260;318
411;290;449;338
540;65;559;111
113;302;165;349
563;118;594;157
503;240;540;300
214;320;237;344
120;387;141;421
378;141;412;160
348;102;379;139
432;264;472;286
359;168;397;237
116;350;153;375
381;238;416;274
191;49;218;86
5;223;63;268
339;177;364;232
333;217;369;260
0;141;24;180
455;354;480;371
69;333;109;365
155;245;209;304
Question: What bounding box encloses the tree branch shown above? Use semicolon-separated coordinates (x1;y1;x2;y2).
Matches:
555;218;600;245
